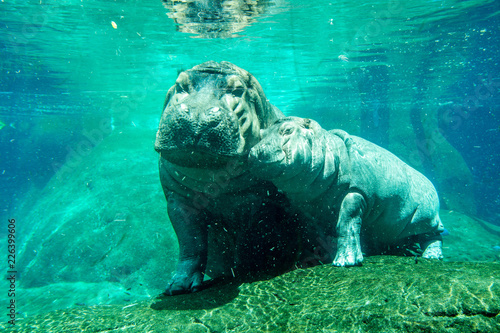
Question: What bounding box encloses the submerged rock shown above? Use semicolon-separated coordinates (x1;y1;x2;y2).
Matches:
5;257;499;332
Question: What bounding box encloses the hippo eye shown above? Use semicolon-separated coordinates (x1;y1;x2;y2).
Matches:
232;85;245;97
176;82;189;94
280;125;295;136
226;76;245;97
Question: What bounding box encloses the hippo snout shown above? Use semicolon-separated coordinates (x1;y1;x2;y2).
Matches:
155;101;244;167
198;106;233;128
248;141;286;179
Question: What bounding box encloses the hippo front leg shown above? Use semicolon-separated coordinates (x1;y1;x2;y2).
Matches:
163;194;209;296
333;192;365;267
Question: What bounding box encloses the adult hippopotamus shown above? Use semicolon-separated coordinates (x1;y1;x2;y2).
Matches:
248;117;444;267
155;61;296;295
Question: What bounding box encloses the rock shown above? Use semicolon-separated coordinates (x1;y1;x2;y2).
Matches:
441;210;500;262
4;257;499;332
11;127;178;295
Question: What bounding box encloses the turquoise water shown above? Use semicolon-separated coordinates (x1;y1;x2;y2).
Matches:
0;0;499;322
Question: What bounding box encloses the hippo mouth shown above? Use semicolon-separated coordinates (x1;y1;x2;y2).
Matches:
159;148;245;169
248;147;287;180
155;103;248;168
155;123;246;168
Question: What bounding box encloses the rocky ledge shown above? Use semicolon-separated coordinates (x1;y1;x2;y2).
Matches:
4;256;499;332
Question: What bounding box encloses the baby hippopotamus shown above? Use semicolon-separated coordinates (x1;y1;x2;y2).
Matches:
248;117;444;267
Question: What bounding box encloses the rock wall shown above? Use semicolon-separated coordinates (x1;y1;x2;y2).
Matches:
14;127;177;297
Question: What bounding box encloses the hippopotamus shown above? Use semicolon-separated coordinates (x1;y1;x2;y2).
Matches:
154;61;296;295
248;117;444;267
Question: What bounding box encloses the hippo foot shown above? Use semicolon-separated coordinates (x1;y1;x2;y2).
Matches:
419;233;443;260
332;250;363;267
163;271;203;296
422;239;443;260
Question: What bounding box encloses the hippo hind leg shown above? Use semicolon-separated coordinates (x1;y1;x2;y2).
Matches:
414;214;444;259
419;233;443;259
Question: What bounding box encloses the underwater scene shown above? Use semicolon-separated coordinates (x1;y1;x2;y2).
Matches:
1;0;499;331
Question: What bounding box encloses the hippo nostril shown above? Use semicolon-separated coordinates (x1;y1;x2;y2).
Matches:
202;107;227;125
207;107;222;119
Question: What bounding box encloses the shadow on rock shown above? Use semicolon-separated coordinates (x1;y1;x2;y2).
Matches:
151;277;241;311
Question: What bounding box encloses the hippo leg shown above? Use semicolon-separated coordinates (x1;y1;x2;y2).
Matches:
163;194;209;296
333;192;365;267
419;233;443;259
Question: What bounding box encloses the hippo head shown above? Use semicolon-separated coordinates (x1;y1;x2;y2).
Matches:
155;61;282;168
248;117;325;190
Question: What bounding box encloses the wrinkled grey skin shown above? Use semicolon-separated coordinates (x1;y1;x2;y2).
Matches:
155;61;294;295
249;117;444;267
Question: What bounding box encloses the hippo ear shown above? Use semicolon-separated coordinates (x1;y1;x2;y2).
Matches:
302;118;321;133
306;118;323;134
161;85;176;113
